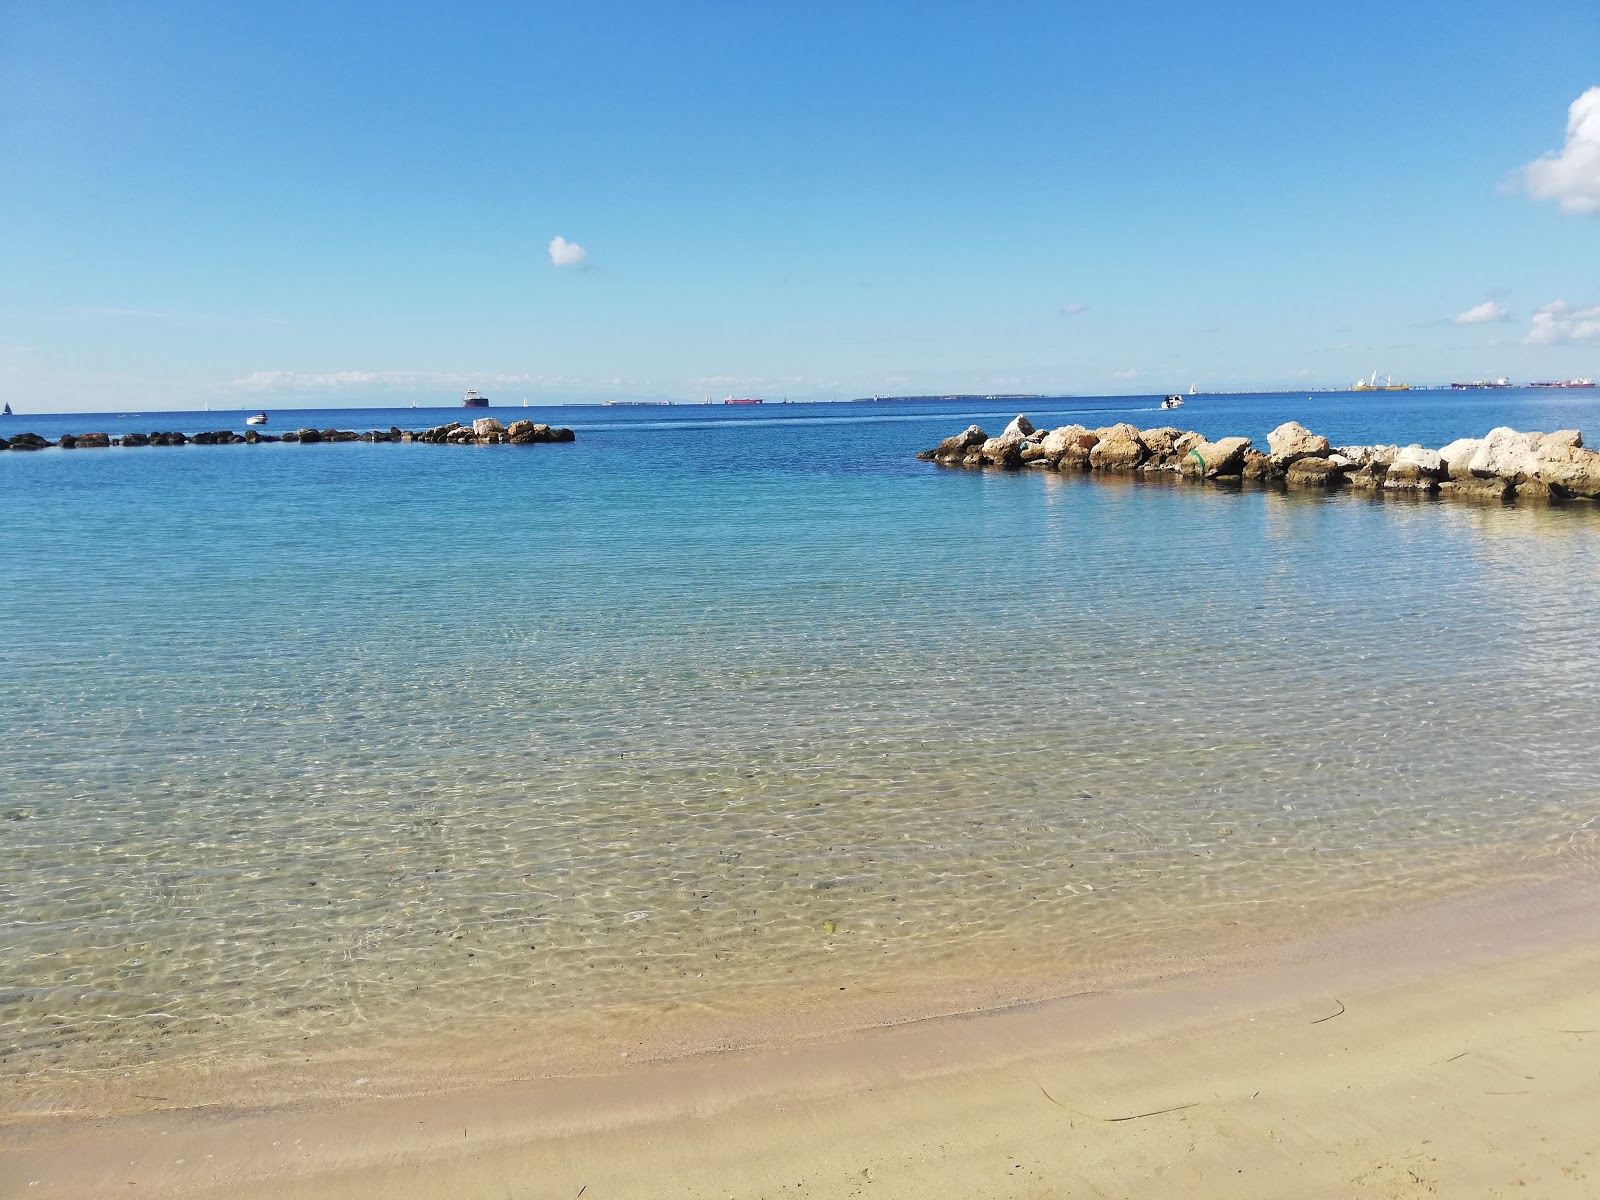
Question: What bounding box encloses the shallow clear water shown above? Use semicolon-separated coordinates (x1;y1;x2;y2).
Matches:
3;392;1599;1089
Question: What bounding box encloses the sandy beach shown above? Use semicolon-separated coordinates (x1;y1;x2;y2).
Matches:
5;874;1597;1199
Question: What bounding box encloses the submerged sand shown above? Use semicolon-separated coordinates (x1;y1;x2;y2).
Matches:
3;875;1598;1198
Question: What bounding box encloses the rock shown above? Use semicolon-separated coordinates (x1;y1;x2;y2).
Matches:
1381;462;1438;494
1345;465;1385;490
1172;431;1205;457
1267;421;1330;465
1019;442;1053;463
1393;445;1445;476
1436;438;1482;479
506;419;536;439
1534;444;1600;498
1241;449;1275;480
1000;415;1034;441
1518;476;1555;500
1088;423;1148;470
933;425;987;460
74;431;111;448
1042;425;1098;466
1285;456;1345;487
1541;429;1583;450
1138;426;1184;459
1467;427;1539;480
244;429;262;443
472;417;506;437
58;434;78;449
984;439;1023;469
281;431;300;443
7;432;51;450
1177;436;1251;478
296;428;322;443
119;433;150;447
1438;476;1514;502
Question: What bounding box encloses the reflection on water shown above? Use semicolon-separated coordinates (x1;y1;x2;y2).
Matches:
2;409;1598;1096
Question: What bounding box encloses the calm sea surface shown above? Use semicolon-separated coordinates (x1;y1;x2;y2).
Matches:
3;391;1599;1096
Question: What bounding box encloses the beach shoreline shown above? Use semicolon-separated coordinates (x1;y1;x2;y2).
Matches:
6;871;1597;1198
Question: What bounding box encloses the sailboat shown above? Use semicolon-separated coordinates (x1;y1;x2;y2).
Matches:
2;402;11;416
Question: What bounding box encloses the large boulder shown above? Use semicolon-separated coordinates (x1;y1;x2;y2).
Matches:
1138;426;1184;459
472;417;506;437
1437;438;1483;480
1541;429;1582;450
932;425;987;460
1534;444;1600;498
1241;449;1274;480
981;438;1023;468
1088;423;1148;470
1000;414;1034;441
1042;425;1098;467
1177;436;1251;478
1267;421;1330;465
75;431;111;448
1382;462;1438;494
1394;445;1444;476
1438;475;1514;502
4;432;50;450
296;427;323;443
1285;456;1345;487
1467;427;1539;481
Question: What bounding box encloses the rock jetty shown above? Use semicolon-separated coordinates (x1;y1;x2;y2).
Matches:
0;418;575;453
917;418;1600;502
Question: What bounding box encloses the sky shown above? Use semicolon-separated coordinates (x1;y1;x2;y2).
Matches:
2;0;1598;412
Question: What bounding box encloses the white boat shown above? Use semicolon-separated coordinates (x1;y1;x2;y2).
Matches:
245;412;267;425
1161;395;1184;409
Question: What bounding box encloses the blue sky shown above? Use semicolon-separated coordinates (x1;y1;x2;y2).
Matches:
2;1;1598;411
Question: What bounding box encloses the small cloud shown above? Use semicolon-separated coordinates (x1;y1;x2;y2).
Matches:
1519;86;1600;215
548;236;589;268
1525;300;1600;344
1110;368;1141;380
1453;300;1510;325
1059;303;1088;316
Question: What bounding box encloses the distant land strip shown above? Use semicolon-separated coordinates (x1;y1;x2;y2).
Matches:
0;418;574;452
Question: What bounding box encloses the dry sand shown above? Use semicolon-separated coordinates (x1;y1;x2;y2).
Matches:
4;876;1598;1199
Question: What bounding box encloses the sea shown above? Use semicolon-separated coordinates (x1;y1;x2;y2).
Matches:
3;390;1598;1106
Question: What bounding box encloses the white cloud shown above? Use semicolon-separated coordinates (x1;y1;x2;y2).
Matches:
1453;300;1510;325
548;236;589;267
1110;368;1141;380
1520;87;1600;215
1525;300;1600;344
1059;303;1088;316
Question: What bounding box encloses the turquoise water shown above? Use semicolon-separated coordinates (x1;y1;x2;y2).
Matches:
3;392;1599;1096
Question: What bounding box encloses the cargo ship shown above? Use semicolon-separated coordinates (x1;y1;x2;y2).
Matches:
1528;378;1596;388
462;390;489;408
1352;372;1410;392
1450;378;1512;390
722;396;763;405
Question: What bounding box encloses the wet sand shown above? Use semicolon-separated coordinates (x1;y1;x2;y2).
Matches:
6;874;1599;1198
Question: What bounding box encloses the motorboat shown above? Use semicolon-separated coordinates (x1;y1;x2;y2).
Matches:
1161;395;1184;409
245;412;268;425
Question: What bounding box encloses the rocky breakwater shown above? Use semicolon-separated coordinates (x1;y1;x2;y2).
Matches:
0;417;575;452
918;417;1600;503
